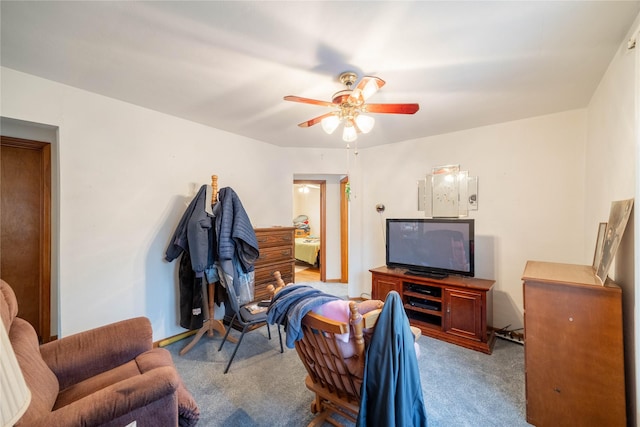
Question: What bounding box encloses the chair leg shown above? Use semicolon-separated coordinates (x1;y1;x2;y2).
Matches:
266;323;272;339
218;314;238;351
223;326;249;374
277;325;283;353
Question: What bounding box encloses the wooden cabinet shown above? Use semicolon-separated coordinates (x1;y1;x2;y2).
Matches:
254;227;295;301
522;261;626;427
372;274;402;298
370;266;495;354
443;287;484;341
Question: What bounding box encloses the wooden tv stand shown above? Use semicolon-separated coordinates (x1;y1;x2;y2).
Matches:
370;266;495;354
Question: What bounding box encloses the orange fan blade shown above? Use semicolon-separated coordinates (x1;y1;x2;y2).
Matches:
348;76;385;104
284;95;334;108
363;103;420;114
298;112;338;128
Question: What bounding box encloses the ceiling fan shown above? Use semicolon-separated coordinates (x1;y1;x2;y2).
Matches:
284;72;419;143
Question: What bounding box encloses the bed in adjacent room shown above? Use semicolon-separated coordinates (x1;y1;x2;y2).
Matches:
295;237;321;267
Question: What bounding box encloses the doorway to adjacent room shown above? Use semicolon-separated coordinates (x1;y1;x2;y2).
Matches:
293;175;349;284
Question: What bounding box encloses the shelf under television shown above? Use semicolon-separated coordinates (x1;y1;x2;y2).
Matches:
403;289;441;303
404;302;442;316
404;314;442;331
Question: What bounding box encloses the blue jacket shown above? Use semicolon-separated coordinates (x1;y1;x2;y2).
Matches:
357;291;428;427
165;185;214;329
165;184;214;278
166;185;258;327
214;187;259;272
213;187;259;312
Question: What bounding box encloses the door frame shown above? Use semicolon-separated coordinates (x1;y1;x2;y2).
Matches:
340;177;349;283
294;180;326;282
1;136;52;342
294;177;349;283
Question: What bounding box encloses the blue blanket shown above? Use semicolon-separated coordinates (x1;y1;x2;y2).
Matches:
267;284;340;348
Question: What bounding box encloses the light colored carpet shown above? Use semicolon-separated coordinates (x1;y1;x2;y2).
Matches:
166;282;530;426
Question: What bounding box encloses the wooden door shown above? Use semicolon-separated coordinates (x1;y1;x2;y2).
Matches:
372;276;401;300
443;288;483;341
1;136;52;342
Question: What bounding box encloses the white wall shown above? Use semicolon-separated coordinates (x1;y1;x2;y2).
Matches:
293;186;320;236
353;110;588;330
586;15;639;424
0;67;294;340
0;66;596;339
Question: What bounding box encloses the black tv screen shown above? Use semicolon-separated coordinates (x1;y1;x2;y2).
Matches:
386;218;474;278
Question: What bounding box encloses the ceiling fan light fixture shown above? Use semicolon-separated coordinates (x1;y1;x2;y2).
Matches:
284;72;417;144
361;79;380;101
355;114;375;133
342;121;358;142
321;115;340;134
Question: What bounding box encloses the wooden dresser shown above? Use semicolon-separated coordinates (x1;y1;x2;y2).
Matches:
254;227;295;301
522;261;626;426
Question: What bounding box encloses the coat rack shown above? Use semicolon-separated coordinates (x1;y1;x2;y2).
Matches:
179;175;236;356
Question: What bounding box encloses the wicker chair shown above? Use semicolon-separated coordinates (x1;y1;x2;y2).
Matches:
268;272;384;426
298;301;382;426
269;272;424;426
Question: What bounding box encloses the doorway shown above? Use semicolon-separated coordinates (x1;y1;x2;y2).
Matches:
1;136;52;342
293;180;324;282
293;176;349;283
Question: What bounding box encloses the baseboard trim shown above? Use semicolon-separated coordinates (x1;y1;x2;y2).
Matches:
154;330;196;348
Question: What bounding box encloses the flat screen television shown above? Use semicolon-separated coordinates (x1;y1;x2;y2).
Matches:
386;218;474;278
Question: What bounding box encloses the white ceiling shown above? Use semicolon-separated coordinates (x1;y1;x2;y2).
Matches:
1;1;639;149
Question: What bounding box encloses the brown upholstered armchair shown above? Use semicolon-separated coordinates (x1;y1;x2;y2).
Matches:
0;279;199;427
